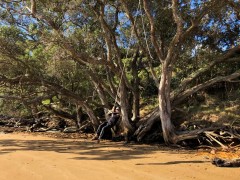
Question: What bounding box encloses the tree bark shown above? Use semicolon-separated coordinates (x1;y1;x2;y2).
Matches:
76;104;82;129
158;63;177;144
131;49;140;120
119;80;134;136
89;70;112;119
134;107;160;141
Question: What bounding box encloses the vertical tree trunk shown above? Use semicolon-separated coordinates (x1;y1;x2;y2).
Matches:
132;83;140;120
131;50;140;121
119;80;134;135
158;63;176;144
75;104;82;129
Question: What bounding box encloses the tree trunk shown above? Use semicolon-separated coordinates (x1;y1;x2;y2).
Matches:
76;104;82;129
134;107;160;141
119;80;134;136
89;70;111;119
133;67;183;143
131;49;140;121
158;63;176;144
82;104;99;131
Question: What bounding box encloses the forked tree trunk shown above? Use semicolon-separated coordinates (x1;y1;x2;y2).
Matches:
89;71;111;120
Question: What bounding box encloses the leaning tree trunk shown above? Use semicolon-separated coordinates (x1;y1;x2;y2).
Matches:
134;107;160;141
89;70;112;120
82;104;99;131
158;64;176;144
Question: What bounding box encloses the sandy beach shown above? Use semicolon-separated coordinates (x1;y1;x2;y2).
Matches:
0;132;240;180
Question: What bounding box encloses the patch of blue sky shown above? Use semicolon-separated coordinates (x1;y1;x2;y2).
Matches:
189;0;210;10
115;5;142;49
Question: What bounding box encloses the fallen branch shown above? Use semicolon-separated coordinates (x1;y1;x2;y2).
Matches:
204;131;228;149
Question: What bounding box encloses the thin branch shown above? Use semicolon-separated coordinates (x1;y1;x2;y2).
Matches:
167;0;184;61
120;0;148;56
92;1;133;90
143;0;163;61
120;0;159;86
182;1;219;41
204;131;228;149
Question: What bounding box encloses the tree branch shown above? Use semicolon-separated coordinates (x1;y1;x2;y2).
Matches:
120;0;159;86
143;0;163;61
225;0;240;13
171;45;240;99
182;1;220;41
172;70;240;106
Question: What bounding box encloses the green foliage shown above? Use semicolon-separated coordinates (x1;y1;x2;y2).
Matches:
0;26;25;56
0;0;239;123
42;99;51;105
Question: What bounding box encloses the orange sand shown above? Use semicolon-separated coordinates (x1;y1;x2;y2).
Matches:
0;133;240;180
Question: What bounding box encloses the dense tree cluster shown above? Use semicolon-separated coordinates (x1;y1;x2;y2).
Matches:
0;0;239;144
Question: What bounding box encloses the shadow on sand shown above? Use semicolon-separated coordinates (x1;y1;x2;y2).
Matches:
0;133;205;164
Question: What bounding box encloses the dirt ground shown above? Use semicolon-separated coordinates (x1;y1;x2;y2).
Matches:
0;132;240;180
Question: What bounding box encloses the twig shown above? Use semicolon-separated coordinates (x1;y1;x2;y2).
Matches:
204;132;228;149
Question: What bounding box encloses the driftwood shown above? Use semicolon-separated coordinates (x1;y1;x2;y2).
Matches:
134;118;240;148
212;158;240;167
176;126;240;148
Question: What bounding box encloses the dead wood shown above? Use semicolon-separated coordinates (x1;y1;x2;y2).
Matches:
176;126;240;148
212;158;240;167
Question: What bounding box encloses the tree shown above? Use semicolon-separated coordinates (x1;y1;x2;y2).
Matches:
0;0;239;144
0;0;140;135
121;0;240;143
